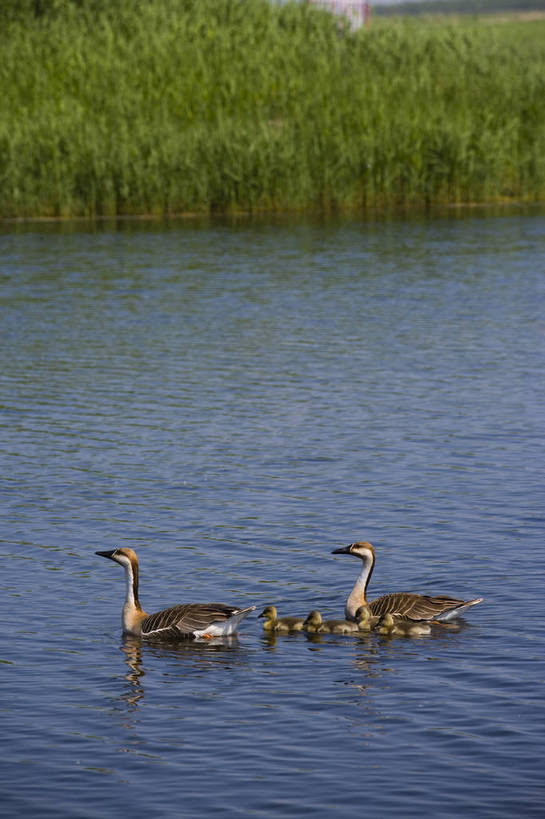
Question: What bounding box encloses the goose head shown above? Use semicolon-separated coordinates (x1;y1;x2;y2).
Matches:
331;541;375;561
96;547;138;570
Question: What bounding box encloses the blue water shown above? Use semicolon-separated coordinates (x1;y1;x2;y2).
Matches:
1;210;544;817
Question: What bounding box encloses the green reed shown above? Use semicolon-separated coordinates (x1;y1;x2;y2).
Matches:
1;0;544;216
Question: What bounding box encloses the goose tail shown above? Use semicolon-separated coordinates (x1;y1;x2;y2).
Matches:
195;605;256;638
436;597;483;622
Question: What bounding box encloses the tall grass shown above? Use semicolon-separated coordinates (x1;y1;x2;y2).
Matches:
1;0;544;216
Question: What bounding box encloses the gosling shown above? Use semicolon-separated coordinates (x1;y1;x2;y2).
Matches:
354;605;381;633
378;613;431;637
258;605;304;633
303;610;359;635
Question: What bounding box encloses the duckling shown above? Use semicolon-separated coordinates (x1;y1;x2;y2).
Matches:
377;613;397;636
354;605;381;633
397;618;431;637
258;605;304;633
303;609;324;633
303;610;359;635
378;613;431;637
327;618;360;634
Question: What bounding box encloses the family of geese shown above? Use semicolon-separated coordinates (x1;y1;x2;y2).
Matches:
97;541;483;640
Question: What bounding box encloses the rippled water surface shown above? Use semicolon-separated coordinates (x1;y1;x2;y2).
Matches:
1;211;544;817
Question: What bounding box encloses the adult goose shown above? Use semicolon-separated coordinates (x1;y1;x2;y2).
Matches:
332;541;483;622
96;547;255;639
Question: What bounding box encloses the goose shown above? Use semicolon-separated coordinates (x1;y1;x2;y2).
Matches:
258;605;305;633
377;613;431;637
332;541;483;622
96;547;255;639
303;610;359;634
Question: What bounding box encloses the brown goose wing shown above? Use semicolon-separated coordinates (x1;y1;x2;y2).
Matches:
141;603;243;638
369;593;478;621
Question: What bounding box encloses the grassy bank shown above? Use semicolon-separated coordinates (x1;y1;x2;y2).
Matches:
1;0;545;217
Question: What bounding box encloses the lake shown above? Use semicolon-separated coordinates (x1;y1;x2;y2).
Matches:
1;208;544;818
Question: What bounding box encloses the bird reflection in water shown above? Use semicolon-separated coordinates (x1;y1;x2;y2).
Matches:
119;634;245;710
120;636;145;709
261;631;309;649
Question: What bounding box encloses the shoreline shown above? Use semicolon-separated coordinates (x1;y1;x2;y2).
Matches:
2;199;544;226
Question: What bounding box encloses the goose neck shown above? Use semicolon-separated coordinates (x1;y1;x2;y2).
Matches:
346;554;374;619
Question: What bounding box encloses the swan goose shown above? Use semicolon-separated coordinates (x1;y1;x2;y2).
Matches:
332;541;483;622
96;547;255;639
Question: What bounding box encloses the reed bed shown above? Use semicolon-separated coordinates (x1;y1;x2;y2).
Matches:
1;0;544;216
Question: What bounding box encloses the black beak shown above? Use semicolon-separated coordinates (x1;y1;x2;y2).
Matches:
331;545;352;555
257;610;266;618
96;550;117;560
